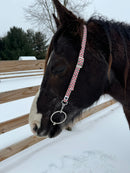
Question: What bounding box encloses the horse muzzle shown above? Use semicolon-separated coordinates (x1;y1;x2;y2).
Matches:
31;122;62;138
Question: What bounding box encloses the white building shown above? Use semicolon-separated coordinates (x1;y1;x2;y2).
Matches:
18;56;37;60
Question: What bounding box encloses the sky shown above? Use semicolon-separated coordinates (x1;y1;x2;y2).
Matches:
0;0;130;37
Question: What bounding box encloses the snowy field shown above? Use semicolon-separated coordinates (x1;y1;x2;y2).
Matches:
0;75;130;173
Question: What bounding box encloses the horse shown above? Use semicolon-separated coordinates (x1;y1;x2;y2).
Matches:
29;0;130;138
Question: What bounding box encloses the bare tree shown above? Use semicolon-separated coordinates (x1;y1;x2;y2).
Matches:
25;0;90;39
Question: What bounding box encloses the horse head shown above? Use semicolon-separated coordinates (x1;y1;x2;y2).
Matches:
29;0;109;138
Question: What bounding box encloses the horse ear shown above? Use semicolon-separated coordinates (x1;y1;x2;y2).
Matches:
52;0;78;25
53;13;61;28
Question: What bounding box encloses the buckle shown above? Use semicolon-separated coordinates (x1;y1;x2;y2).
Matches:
76;56;84;68
76;64;82;68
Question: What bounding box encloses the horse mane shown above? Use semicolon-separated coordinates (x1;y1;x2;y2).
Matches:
87;16;130;90
45;15;130;90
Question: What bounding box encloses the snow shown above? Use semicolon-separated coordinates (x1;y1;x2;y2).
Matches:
0;75;130;173
0;97;34;122
0;103;130;173
0;75;42;92
0;70;43;79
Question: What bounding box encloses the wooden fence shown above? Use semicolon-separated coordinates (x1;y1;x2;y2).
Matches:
0;60;44;72
0;60;116;162
0;60;44;80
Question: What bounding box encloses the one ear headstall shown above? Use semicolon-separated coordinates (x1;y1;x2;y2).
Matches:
50;25;87;125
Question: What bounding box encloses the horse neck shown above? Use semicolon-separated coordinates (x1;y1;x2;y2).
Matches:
87;19;129;96
102;22;130;103
108;23;130;89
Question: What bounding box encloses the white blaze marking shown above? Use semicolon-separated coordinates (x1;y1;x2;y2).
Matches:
29;90;42;134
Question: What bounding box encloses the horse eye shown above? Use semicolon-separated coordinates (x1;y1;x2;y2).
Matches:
52;65;66;75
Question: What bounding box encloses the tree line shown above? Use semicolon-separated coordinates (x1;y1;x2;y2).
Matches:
0;0;90;61
0;27;47;60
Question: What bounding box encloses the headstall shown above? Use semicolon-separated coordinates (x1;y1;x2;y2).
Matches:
50;25;87;125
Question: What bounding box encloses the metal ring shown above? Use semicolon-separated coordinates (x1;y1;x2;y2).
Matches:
50;111;67;125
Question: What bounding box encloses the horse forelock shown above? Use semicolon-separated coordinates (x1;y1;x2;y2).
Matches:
45;19;85;71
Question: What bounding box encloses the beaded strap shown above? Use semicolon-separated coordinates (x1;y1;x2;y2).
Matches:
63;25;87;103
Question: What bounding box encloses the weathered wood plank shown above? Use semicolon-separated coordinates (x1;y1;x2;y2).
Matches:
79;99;116;121
0;60;45;72
0;136;45;162
0;86;40;104
0;70;43;76
0;114;28;134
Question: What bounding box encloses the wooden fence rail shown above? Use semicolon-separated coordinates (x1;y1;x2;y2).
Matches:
0;70;43;76
0;86;40;104
0;136;45;162
0;60;45;72
0;60;44;161
0;73;43;80
0;114;28;134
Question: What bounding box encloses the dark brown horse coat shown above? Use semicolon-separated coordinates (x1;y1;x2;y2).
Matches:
86;18;130;126
29;0;130;138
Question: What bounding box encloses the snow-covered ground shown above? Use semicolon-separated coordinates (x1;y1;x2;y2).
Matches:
0;74;130;173
0;73;43;92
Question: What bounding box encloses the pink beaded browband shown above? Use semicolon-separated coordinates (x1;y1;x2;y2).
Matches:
50;25;87;125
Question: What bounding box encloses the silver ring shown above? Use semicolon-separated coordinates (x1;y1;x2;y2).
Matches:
50;111;67;125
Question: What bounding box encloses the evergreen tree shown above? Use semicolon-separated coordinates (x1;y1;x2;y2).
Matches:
0;27;47;60
33;31;47;59
26;30;47;59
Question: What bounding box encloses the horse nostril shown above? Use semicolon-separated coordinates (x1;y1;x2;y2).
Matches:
33;124;38;133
